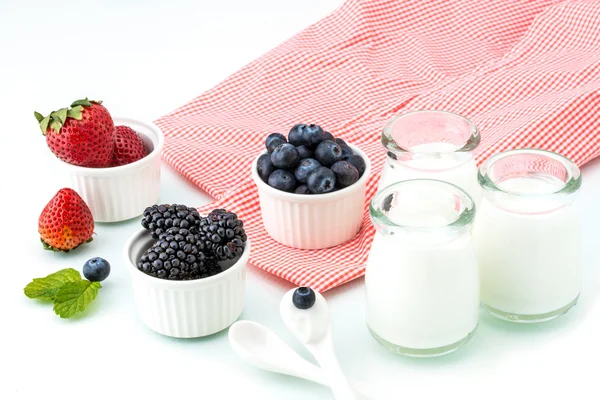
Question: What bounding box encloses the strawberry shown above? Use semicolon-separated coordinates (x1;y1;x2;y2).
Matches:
112;125;148;166
34;98;115;168
38;188;95;252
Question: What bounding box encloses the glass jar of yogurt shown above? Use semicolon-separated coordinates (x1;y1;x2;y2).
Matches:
473;149;582;323
380;110;481;204
366;179;479;357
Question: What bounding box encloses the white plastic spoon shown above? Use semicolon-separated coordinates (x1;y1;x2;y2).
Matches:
228;320;378;399
280;288;358;400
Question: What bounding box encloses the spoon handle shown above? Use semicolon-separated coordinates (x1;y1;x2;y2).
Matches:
306;333;358;400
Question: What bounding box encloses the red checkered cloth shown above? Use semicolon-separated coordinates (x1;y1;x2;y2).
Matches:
155;0;600;292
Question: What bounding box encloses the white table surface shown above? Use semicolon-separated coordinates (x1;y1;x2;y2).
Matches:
3;1;599;399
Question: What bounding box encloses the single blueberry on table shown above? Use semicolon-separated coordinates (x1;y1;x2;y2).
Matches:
257;153;275;182
323;131;334;141
292;287;316;309
296;145;313;160
83;257;111;282
288;124;308;146
268;169;297;192
294;185;311;195
294;158;321;184
302;124;326;147
331;160;359;188
344;154;366;176
314;140;343;167
271;143;300;169
265;133;287;153
307;166;336;194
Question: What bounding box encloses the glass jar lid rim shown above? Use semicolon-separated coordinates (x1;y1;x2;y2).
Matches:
382;110;481;154
478;148;582;197
370;179;476;231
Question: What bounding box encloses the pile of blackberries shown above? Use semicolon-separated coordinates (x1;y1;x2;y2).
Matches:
257;124;366;194
138;205;247;280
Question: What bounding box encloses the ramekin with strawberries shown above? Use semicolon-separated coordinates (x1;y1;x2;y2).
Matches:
35;98;164;222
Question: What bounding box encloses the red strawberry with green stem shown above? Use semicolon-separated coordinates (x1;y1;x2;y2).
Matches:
112;125;148;166
34;98;115;168
38;188;95;252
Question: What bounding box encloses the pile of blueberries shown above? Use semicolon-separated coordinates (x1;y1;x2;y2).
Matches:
257;124;366;194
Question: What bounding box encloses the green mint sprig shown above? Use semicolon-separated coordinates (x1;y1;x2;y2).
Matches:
24;268;102;318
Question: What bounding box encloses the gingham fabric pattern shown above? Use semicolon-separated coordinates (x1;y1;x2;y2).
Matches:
155;0;600;292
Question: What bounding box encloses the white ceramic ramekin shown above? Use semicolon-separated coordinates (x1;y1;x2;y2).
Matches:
124;229;249;338
251;145;371;249
53;117;164;223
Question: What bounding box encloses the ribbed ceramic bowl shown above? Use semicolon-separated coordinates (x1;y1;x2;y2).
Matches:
53;117;163;223
124;229;249;338
251;145;371;249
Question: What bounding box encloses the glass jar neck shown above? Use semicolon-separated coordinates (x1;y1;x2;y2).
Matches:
370;179;475;243
478;149;581;214
382;110;480;160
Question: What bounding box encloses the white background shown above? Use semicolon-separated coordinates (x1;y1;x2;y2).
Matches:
2;0;599;399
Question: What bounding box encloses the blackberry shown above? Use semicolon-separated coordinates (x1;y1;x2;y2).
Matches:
141;204;202;239
137;227;209;280
198;209;247;261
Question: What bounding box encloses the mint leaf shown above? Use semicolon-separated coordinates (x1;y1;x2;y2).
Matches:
24;268;82;300
53;280;101;318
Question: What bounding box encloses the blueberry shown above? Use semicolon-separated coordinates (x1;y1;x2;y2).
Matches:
314;140;343;167
257;153;275;182
331;160;359;188
294;185;311;194
288;124;308;146
266;137;286;153
296;145;313;160
301;124;326;147
271;143;300;169
83;257;111;282
294;158;321;184
323;131;334;141
344;154;366;176
334;138;353;158
292;287;316;309
265;133;287;153
268;169;297;192
307;166;336;194
334;138;347;146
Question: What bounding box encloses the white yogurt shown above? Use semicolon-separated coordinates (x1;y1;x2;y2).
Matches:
473;176;582;317
366;231;479;351
379;142;481;204
366;179;479;356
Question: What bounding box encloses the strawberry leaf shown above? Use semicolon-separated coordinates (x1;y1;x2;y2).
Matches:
39;115;50;135
24;268;82;300
53;280;102;318
34;111;44;122
67;105;83;120
51;108;68;124
70;98;92;108
49;118;62;134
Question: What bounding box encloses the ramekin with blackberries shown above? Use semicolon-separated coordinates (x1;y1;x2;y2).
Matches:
251;124;370;249
124;205;250;338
